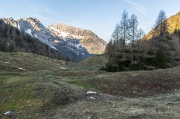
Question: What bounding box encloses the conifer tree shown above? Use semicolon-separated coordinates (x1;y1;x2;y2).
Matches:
155;10;167;36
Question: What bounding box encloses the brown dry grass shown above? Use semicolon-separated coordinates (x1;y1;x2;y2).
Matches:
0;52;180;119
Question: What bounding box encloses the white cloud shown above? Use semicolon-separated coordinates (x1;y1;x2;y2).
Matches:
123;0;148;15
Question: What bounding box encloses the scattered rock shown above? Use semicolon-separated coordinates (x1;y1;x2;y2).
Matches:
87;116;91;119
90;97;95;100
60;67;66;69
87;91;97;95
4;110;15;116
19;67;25;70
4;62;10;64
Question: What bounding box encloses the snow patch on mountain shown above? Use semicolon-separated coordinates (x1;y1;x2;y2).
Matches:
1;17;100;61
49;26;83;39
48;23;107;54
25;29;32;36
3;20;7;24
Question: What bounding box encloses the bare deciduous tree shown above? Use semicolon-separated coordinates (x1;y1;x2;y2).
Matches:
120;10;129;45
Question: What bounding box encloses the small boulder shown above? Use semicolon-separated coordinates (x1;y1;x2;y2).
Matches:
4;110;14;117
87;91;97;95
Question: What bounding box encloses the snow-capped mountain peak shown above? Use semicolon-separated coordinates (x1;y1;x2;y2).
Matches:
1;17;106;61
48;23;107;54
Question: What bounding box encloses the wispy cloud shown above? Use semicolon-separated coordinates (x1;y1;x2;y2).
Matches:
27;0;50;14
29;12;59;26
123;0;148;15
27;0;60;26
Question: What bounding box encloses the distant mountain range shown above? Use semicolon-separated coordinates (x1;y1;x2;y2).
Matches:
1;17;106;61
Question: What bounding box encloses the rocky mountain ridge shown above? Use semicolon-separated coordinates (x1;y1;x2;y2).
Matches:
48;23;106;54
2;17;106;61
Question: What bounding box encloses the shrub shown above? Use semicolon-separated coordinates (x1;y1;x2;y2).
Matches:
154;49;166;68
52;89;77;106
105;64;118;72
130;62;146;70
144;56;156;66
147;48;154;55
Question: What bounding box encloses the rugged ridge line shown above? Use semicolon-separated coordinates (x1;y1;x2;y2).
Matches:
48;23;107;54
1;17;106;61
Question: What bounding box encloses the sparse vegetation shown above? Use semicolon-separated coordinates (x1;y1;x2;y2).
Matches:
0;52;180;118
1;4;180;119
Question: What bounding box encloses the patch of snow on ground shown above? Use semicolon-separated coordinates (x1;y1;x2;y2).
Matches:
90;97;95;100
4;110;14;116
25;29;32;36
50;27;83;39
19;67;25;70
3;20;7;24
75;44;81;49
34;34;38;38
50;27;69;37
4;111;11;115
51;46;57;50
4;62;10;64
17;24;20;30
61;31;69;38
60;67;66;69
71;34;83;39
87;91;97;95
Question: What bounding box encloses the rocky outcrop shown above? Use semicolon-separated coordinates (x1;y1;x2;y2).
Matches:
2;17;93;61
2;17;106;61
2;17;55;46
48;23;107;54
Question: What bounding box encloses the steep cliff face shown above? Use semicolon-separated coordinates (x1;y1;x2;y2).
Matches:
48;23;107;54
2;17;55;48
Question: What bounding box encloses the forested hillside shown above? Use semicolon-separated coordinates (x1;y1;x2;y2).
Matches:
104;10;180;72
0;20;65;60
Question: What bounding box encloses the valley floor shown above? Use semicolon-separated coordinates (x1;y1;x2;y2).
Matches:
0;52;180;119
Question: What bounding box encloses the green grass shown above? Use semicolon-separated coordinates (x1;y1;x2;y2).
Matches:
0;52;73;117
68;68;180;97
0;52;180;118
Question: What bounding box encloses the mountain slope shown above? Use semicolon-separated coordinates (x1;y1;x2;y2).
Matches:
2;17;56;49
48;23;107;54
144;12;180;40
2;18;106;61
0;19;64;60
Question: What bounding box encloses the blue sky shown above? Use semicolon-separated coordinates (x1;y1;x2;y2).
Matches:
0;0;180;42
